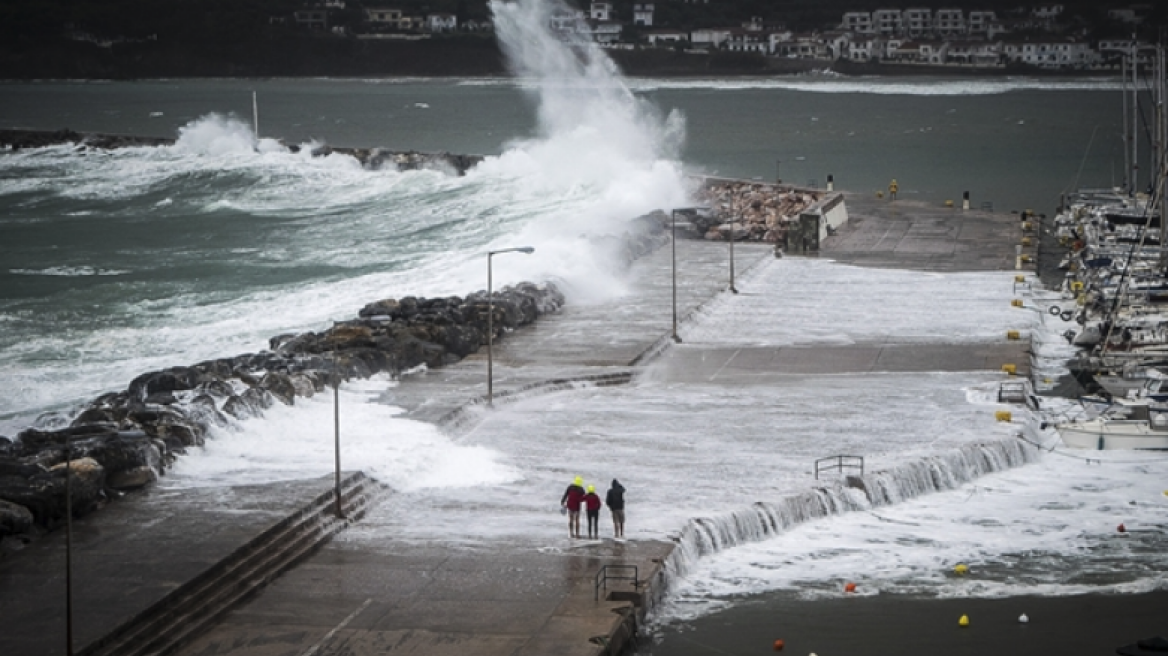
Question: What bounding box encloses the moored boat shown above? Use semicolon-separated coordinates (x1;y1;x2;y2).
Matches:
1055;400;1168;450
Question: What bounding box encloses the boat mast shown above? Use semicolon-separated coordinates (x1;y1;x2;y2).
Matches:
253;91;260;140
1160;42;1168;264
1132;37;1140;196
1124;43;1132;195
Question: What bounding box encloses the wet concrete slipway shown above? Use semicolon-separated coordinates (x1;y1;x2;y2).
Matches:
0;192;1036;656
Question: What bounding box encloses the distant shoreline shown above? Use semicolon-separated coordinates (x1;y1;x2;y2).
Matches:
0;36;1120;81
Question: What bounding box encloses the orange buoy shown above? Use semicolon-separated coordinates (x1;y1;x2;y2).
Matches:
844;582;857;593
773;638;785;651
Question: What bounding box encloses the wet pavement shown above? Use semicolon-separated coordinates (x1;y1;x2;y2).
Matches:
0;192;1031;656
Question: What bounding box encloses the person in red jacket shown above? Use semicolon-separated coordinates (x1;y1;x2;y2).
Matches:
583;484;603;539
560;476;585;538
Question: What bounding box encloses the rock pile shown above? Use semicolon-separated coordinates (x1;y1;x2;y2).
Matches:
692;181;821;243
0;282;564;550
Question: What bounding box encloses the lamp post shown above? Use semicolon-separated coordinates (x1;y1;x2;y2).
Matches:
728;216;739;294
332;364;343;520
776;159;782;185
487;246;534;406
670;209;683;343
669;207;709;343
64;436;74;656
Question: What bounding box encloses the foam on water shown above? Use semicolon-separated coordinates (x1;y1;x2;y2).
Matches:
161;374;520;492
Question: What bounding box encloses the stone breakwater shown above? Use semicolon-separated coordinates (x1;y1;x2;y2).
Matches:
692;179;821;243
0;282;563;550
0;129;484;175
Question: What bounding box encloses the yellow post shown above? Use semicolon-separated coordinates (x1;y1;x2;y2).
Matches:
1011;299;1024;307
995;410;1013;422
1007;330;1020;340
1001;363;1017;375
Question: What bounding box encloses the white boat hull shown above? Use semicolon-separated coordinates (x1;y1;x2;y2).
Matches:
1057;420;1168;450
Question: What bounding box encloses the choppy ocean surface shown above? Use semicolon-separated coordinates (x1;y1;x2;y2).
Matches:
2;0;1165;649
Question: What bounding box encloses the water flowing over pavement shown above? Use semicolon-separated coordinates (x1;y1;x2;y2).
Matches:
6;194;1164;656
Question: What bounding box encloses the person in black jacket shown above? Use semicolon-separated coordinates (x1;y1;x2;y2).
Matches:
605;479;625;538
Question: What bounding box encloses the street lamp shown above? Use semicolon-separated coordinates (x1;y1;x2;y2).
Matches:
487;246;534;406
776;159;782;185
669;208;708;343
331;363;344;520
64;436;74;656
728;216;739;294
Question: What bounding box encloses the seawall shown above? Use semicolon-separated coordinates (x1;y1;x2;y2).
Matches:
0;128;484;175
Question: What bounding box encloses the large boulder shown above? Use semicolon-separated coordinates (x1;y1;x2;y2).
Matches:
91;432;162;490
0;499;33;536
127;366;207;400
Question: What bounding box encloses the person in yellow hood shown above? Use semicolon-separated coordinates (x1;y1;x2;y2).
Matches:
583;484;603;539
560;476;585;538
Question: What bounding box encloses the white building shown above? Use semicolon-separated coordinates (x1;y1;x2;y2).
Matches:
366;7;402;25
1003;38;1093;68
633;3;654;27
774;33;828;59
918;40;948;64
847;35;886;61
590;1;612;22
426;13;457;32
967;11;997;34
934;8;965;37
873;9;904;36
903;8;932;37
691;28;732;49
841;12;874;34
645;28;687;45
725;28;767;52
947;39;1002;66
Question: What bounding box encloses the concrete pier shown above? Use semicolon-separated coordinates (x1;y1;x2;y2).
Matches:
0;190;1032;656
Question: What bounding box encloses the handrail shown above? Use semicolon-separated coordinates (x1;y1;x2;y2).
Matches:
814;455;864;480
595;564;639;602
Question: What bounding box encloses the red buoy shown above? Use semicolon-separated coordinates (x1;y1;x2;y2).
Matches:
773;639;785;651
1117;523;1127;533
844;582;857;593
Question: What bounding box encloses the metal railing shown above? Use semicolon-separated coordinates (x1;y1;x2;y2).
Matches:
595;565;639;601
814;455;864;480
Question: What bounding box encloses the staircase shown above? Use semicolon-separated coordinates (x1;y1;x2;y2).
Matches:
80;471;387;656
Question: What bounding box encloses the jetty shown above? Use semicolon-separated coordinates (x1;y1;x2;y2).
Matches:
0;182;1036;656
0;128;484;175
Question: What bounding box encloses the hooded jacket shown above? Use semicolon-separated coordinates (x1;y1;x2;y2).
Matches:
605;479;625;511
561;482;585;511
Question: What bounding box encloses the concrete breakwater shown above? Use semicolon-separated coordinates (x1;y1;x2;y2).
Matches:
0;128;484;175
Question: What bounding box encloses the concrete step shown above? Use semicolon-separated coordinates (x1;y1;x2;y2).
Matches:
80;472;387;656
